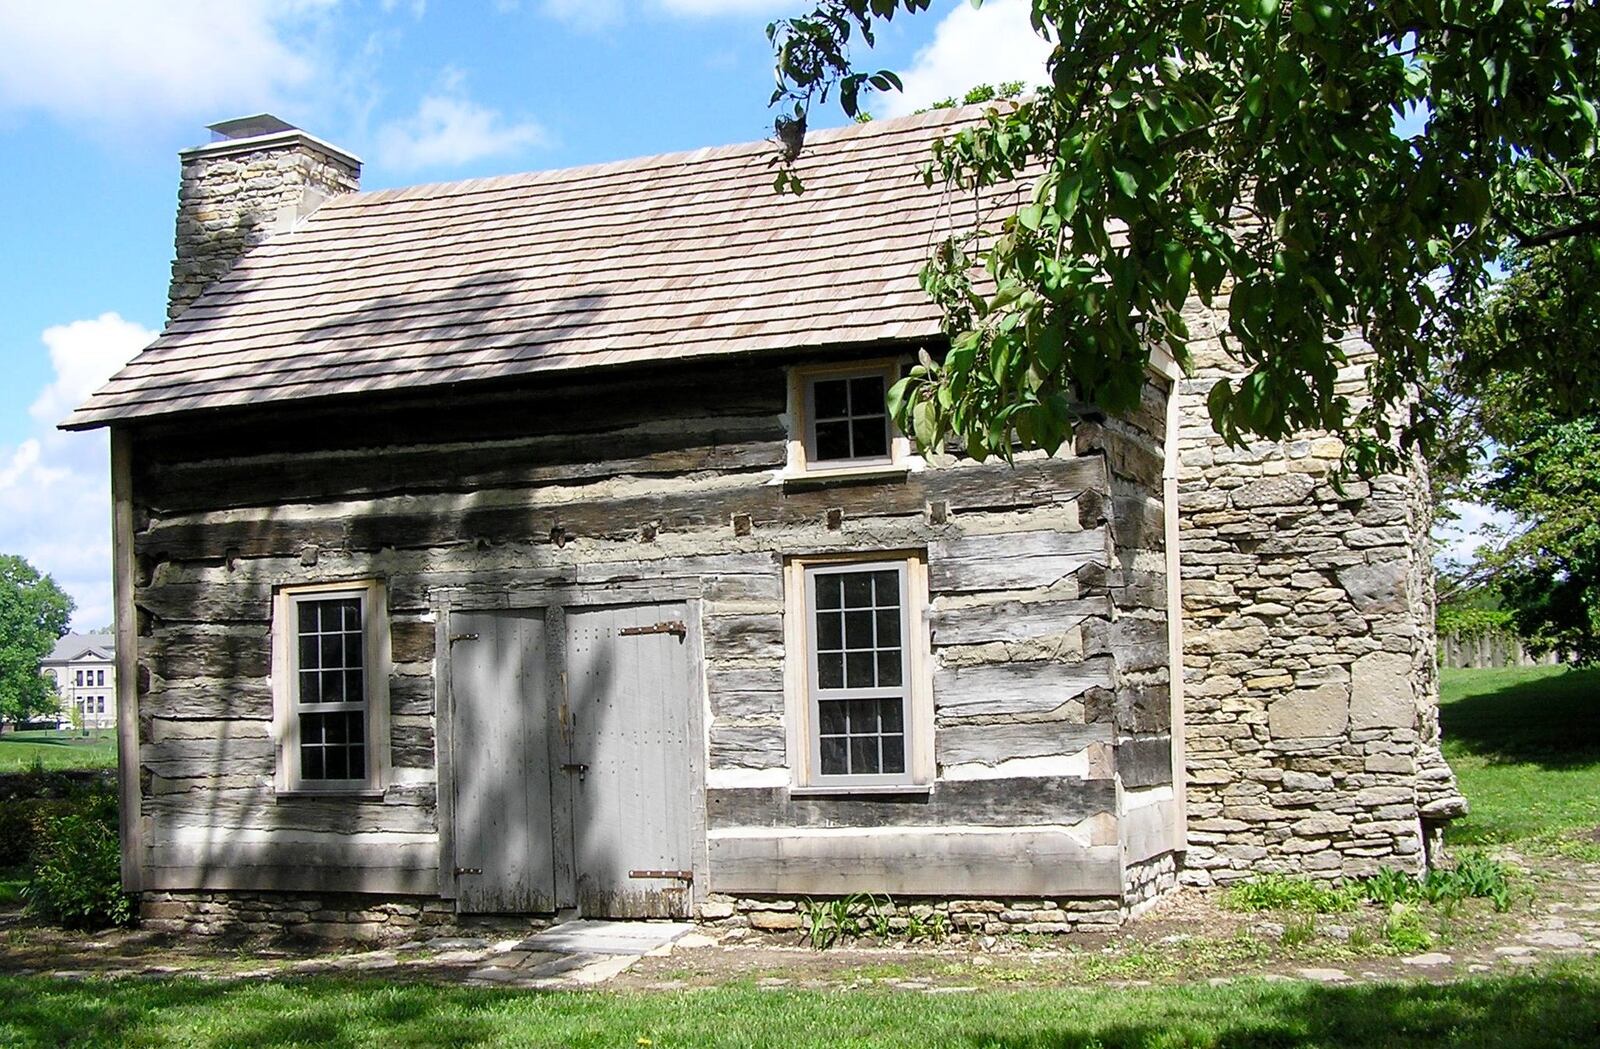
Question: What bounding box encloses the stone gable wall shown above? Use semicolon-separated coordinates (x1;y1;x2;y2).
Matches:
1175;316;1465;885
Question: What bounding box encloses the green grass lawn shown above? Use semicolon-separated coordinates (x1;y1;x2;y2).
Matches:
1439;664;1600;859
2;964;1599;1048
0;729;117;773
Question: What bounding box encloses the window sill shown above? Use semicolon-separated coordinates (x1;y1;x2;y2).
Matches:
779;464;911;489
274;788;385;801
789;783;933;798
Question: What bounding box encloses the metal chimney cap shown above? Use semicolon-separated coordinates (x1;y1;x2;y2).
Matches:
207;114;298;142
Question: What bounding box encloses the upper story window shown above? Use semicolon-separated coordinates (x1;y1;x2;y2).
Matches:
75;670;84;686
785;360;913;478
809;373;890;462
272;580;390;793
96;669;105;686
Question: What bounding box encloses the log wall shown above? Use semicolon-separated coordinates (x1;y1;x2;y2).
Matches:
124;355;1174;904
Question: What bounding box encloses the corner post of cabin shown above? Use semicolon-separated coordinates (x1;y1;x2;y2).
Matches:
110;425;145;891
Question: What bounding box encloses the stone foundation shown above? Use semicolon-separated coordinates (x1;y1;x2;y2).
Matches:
699;853;1181;936
138;891;549;945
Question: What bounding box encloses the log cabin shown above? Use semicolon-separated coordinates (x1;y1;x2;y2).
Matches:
66;108;1465;940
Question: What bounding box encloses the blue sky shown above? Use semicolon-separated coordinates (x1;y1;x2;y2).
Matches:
0;0;1050;629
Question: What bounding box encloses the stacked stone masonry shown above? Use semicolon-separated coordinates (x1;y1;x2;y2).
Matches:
1175;308;1466;886
140;890;549;945
169;139;359;320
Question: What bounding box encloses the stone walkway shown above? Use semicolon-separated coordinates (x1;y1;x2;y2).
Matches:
2;853;1596;992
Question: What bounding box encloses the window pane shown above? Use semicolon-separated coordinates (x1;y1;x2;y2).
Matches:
847;699;881;734
879;701;904;733
299;711;366;782
850;417;888;458
872;571;899;606
814;420;852;460
813;378;850;419
842;573;873;608
875;609;900;648
345;670;365;703
321;670;346;703
816;610;842;651
298;603;317;633
820;736;848;775
849;736;881;775
320;634;342;667
819;700;848;735
845;651;875;688
817;652;844;689
815;573;842;610
881;736;906;774
844;610;874;649
321;713;347;745
877;651;902;687
848;375;884;414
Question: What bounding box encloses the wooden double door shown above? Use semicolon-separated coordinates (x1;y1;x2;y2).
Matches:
447;603;697;917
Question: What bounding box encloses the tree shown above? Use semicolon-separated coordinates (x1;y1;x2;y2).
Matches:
767;1;1600;469
1432;242;1600;663
0;554;75;728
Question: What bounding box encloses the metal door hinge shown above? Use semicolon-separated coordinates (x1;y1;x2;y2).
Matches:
454;866;483;876
628;869;694;882
449;632;480;645
618;620;687;639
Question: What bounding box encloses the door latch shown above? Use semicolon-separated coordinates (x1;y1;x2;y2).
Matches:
561;762;590;779
618;620;687;639
454;866;483;876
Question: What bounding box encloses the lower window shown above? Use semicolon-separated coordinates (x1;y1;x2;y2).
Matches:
274;581;389;792
794;557;927;787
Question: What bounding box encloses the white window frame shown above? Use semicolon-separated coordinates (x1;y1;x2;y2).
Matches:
272;579;391;795
784;359;915;478
783;552;934;790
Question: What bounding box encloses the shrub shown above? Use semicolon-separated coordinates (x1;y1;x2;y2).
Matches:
1382;905;1433;953
1228;859;1515;919
22;793;133;930
1223;875;1361;914
0;798;70;868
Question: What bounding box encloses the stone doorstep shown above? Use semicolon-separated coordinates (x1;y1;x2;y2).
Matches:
517;919;697;956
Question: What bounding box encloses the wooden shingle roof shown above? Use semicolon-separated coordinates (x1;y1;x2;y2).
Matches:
68;105;1019;429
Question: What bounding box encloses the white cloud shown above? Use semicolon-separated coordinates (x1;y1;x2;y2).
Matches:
0;2;336;130
1434;500;1517;571
538;0;623;30
876;0;1053;119
657;0;789;13
0;314;153;632
29;314;156;429
536;0;783;30
375;89;549;172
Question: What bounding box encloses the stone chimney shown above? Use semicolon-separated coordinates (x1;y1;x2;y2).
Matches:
169;114;361;321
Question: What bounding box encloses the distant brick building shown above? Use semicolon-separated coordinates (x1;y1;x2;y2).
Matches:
41;633;116;729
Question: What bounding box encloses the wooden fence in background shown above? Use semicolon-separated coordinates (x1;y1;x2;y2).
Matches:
1439;633;1565;669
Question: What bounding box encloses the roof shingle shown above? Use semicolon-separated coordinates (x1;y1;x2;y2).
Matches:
68;106;1019;430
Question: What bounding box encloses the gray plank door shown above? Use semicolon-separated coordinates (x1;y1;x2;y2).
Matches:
449;609;558;913
564;603;696;918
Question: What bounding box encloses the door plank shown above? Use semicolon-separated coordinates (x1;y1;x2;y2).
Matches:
450;609;557;913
